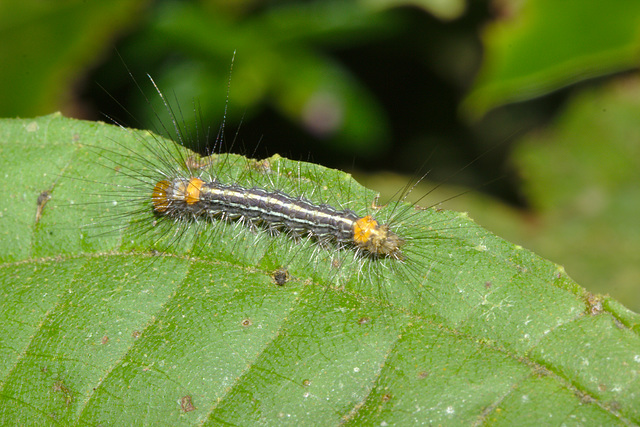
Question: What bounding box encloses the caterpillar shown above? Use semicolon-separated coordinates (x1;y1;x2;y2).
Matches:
56;70;476;316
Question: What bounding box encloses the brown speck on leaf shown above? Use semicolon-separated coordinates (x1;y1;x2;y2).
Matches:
35;190;52;224
577;390;595;404
586;294;603;315
241;318;253;327
369;196;383;210
533;365;552;378
101;336;109;344
357;317;371;325
608;400;622;412
252;159;272;173
417;371;429;380
272;268;290;286
52;380;73;406
381;393;392;402
181;395;196;412
132;331;142;339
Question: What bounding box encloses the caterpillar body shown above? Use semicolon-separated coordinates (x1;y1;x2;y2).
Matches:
152;176;403;260
61;74;473;314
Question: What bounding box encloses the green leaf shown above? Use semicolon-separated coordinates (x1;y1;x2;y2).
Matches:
1;114;639;425
464;0;640;117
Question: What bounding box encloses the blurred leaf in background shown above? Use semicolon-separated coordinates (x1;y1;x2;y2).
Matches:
1;0;639;311
465;0;640;116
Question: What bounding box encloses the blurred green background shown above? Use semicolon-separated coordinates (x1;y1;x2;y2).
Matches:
2;0;639;311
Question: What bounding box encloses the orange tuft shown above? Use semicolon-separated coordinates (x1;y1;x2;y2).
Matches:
185;178;204;205
353;215;378;245
151;180;171;212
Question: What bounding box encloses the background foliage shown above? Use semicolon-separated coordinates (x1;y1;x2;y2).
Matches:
1;1;639;313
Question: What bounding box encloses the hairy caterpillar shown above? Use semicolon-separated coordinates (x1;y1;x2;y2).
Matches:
53;70;475;314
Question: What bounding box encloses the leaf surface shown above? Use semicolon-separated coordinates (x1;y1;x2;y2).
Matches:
1;115;639;425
